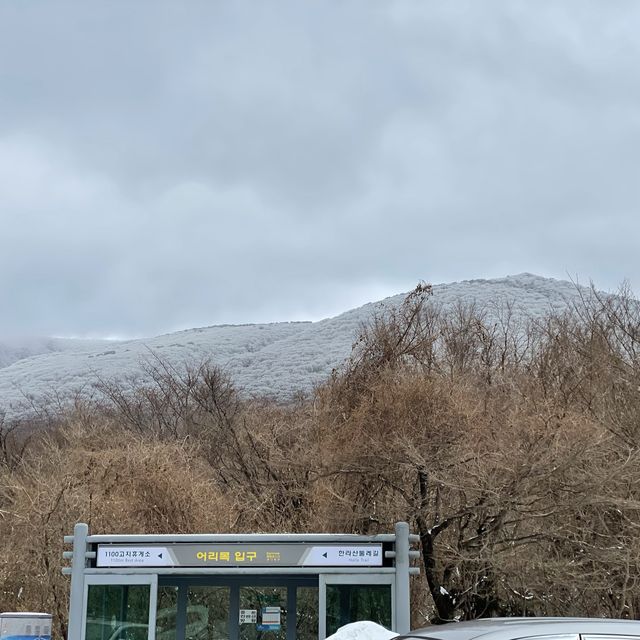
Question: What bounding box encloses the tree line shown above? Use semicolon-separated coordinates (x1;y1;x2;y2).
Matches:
2;282;640;637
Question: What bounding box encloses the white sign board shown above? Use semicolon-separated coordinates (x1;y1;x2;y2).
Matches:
302;545;383;566
239;610;257;624
97;546;173;567
262;608;281;626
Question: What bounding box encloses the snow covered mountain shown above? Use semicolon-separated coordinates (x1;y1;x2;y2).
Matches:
0;274;588;417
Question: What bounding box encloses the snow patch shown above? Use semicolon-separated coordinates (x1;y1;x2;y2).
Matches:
326;621;397;640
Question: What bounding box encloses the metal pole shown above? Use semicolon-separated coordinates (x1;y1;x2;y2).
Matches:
67;523;89;640
394;522;411;634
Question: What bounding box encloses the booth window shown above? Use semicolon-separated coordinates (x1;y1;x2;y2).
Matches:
156;586;178;640
85;584;150;640
187;586;230;640
325;584;392;637
296;586;318;640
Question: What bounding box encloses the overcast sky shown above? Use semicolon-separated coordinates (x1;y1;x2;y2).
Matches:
1;1;639;338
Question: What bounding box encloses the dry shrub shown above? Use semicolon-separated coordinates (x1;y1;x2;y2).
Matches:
0;421;235;638
314;283;640;622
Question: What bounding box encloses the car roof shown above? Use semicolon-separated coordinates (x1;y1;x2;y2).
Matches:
400;617;640;640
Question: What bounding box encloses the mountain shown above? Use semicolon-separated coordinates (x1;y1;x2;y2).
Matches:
0;274;587;418
0;337;111;369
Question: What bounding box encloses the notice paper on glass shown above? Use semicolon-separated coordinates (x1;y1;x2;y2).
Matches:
239;610;257;624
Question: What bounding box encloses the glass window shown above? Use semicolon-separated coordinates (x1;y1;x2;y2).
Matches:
187;586;230;640
325;584;391;637
296;587;318;640
156;587;179;640
239;586;287;640
85;584;150;640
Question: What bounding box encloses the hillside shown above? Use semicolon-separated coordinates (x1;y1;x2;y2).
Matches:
0;274;587;416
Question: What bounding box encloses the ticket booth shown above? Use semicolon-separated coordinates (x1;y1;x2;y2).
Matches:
63;523;419;640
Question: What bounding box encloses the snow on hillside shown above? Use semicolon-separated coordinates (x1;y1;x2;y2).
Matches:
0;274;587;417
0;337;109;369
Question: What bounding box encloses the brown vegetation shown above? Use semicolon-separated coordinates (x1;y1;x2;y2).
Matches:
2;282;640;636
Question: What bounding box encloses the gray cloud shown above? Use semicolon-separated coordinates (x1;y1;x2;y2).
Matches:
1;0;639;337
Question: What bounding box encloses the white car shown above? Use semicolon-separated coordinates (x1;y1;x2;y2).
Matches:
395;618;640;640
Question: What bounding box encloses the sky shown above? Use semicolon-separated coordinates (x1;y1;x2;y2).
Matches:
1;0;639;339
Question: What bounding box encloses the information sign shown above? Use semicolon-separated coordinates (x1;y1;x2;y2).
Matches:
239;610;257;624
96;543;384;568
257;607;281;631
